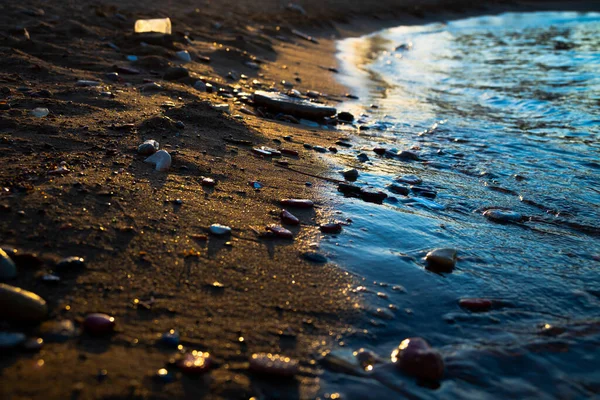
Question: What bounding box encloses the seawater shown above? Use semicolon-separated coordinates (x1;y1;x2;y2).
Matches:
318;11;600;399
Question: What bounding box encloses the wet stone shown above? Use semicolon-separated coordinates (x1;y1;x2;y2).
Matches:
55;256;85;274
0;283;48;323
483;209;523;223
280;209;300;225
360;188;387;204
425;248;457;273
387;183;410;196
398;150;420;161
342;168;359;181
39;320;78;342
313;145;327;153
0;248;17;279
320;223;342;234
411;186;437;199
83;313;115;336
391;337;444;382
160;329;180;347
249;353;299;377
373;147;386;155
338;183;362;196
459;298;492;312
396;175;422;185
303;252;328;264
337;111;354;122
267;225;294;239
354;348;383;371
357;153;369;162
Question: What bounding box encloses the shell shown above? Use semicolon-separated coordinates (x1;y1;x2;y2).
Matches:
144;150;171;172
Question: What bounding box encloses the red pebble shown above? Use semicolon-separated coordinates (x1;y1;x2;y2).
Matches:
373;147;386;155
280;209;300;225
320;223;342;234
280;199;314;208
280;148;299;157
459;298;492;312
391;337;444;382
177;351;212;374
83;313;115;336
267;225;294;239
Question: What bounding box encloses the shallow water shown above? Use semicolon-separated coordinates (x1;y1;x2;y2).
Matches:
317;11;600;399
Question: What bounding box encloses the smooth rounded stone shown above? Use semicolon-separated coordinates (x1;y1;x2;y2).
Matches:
357;153;369;162
160;329;180;347
175;50;192;62
387;183;410;196
411;186;437;199
395;175;422;185
144;150;171;172
373;147;386;155
163;67;189;80
280;209;300;225
55;256;85;274
31;107;49;118
338;183;362;196
140;82;162;92
253;90;336;119
303;251;328;264
483;209;523;223
360;188;387;204
137;140;159;155
397;150;420;161
280;148;299;156
0;283;48;323
280;199;314;209
0;332;26;349
249;353;299;377
193;80;207;92
105;72;120;82
267;225;294;239
391;337;444;382
337;111;354;122
83;313;115;336
320;223;342;234
209;224;231;236
342;168;359;181
177;351;213;374
425;248;457;273
313;145;328;153
459;298;492;312
39;320;78;342
0;248;17;279
354;348;383;371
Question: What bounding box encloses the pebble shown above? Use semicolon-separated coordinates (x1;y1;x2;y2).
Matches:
193;80;207;92
387;183;410;195
280;148;299;156
357;153;369;162
39;320;78;342
354;348;383;371
137;140;159;155
160;329;180;347
0;283;48;322
337;111;354;122
373;147;386;155
31;107;49;118
425;248;457;273
76;80;101;87
163;67;189;80
313;145;327;153
342;168;359;181
0;248;17;279
280;199;314;209
144;150;171;172
338;183;362;196
459;298;492;312
105;72;120;82
280;210;300;225
397;150;420;161
177;351;213;374
253;90;336;119
0;332;26;349
483;209;523;223
175;121;185;129
320;223;342;234
391;337;444;382
140;82;162;92
360;188;387;203
209;224;231;236
55;256;85;274
396;175;422;185
83;313;115;336
267;225;294;239
303;252;327;263
249;353;299;377
175;50;192;62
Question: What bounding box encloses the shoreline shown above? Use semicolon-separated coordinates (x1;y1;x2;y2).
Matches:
1;0;598;398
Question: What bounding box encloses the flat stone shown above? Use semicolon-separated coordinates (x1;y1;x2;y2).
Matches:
338;183;362;196
0;248;17;279
391;337;444;382
360;188;387;204
483;209;523;223
0;283;48;322
425;248;457;273
337;111;354;122
320;223;342;234
397;150;420;161
55;256;85;274
387;183;410;196
280;199;314;209
253;90;336;119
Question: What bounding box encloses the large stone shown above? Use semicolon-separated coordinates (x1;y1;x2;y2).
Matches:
253;90;336;119
0;283;48;322
425;248;457;272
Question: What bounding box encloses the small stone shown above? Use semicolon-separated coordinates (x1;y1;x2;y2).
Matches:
0;332;26;349
337;111;354;122
55;256;85;274
280;148;299;156
0;248;17;279
396;175;422;185
425;248;457;273
105;72;120;82
140;82;162;92
0;283;48;322
303;252;327;263
175;121;185;129
249;353;299;377
160;329;180;347
357;153;369;162
338;183;361;196
398;150;420;161
342;169;359;181
193;80;207;92
373;147;386;155
209;224;231;236
83;313;115;336
360;188;387;203
280;210;300;225
483;209;523;223
320;223;342;234
31;107;49;118
387;183;410;196
137;140;159;155
391;337;444;382
163;67;189;80
313;145;327;153
267;225;294;239
175;50;192;62
280;199;314;209
459;298;492;312
39;320;78;342
144;150;171;172
177;351;212;374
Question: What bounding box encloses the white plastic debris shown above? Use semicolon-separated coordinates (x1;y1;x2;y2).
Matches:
31;108;49;118
134;18;172;35
144;150;171;171
209;224;231;236
137;140;159;155
176;50;192;62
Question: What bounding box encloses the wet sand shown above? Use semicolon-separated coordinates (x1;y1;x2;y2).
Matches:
1;0;597;399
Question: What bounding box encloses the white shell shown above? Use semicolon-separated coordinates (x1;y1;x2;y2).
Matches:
209;224;231;235
137;140;159;155
144;150;171;172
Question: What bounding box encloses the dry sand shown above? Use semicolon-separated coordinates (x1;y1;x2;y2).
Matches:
1;0;596;399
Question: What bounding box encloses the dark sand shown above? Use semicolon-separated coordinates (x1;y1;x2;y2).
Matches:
1;0;597;399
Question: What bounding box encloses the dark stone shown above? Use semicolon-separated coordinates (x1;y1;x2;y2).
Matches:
360;188;387;203
337;112;354;122
163;67;189;81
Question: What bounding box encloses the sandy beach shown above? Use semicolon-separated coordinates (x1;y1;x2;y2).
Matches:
1;0;598;398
